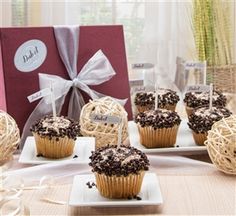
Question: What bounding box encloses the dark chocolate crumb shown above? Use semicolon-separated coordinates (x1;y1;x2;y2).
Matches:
136;196;142;200
36;153;43;157
73;155;78;159
86;181;96;189
176;145;179;148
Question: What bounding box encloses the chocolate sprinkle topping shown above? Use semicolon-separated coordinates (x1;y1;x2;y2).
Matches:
184;90;226;108
135;109;181;129
188;106;232;133
30;115;81;140
134;89;180;108
89;145;149;176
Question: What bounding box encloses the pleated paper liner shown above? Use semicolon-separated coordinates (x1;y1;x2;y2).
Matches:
136;104;177;113
137;124;179;148
192;131;207;146
95;171;145;199
33;133;75;159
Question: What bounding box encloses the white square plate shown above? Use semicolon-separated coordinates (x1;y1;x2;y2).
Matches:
69;173;163;207
19;136;95;164
129;120;206;154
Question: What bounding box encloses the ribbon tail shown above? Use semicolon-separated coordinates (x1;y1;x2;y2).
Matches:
68;88;85;120
20;96;66;148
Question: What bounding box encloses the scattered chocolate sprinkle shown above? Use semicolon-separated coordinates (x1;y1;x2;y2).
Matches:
188;106;232;133
36;153;43;157
89;145;150;176
134;89;180;108
127;195;142;200
184;90;227;108
135;109;181;129
176;145;179;148
86;181;96;189
73;155;78;159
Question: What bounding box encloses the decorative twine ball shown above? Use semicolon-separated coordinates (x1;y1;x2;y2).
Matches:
80;97;128;149
205;115;236;175
0;110;20;165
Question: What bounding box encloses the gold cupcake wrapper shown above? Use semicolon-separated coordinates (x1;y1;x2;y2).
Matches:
136;105;154;113
185;106;194;118
136;104;177;113
192;131;207;146
137;124;179;148
95;171;145;199
33;133;75;159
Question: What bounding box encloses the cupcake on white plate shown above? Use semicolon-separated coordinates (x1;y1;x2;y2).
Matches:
30;115;80;159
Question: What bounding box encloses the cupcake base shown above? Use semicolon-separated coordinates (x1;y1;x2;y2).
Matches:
136;104;177;113
192;131;207;146
136;104;153;113
137;124;179;148
185;106;194;118
95;171;145;199
33;133;75;159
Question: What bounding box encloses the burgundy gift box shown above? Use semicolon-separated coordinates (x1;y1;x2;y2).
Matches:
0;25;132;133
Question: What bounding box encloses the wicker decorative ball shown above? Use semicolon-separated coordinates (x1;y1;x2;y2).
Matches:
0;110;20;165
80;97;128;149
205;115;236;175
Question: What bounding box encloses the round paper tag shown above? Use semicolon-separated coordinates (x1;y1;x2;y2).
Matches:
14;39;47;72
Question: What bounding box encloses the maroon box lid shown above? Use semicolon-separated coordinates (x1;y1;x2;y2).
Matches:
0;25;132;133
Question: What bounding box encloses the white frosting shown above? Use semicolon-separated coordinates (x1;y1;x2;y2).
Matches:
100;147;141;165
144;109;171;117
193;92;218;100
195;107;225;118
42;117;70;134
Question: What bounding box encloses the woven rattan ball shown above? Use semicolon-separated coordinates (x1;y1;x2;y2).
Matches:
205;115;236;175
0;110;20;165
80;97;128;149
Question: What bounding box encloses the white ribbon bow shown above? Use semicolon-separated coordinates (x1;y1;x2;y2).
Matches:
40;50;116;105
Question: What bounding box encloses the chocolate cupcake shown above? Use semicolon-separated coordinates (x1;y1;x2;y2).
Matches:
134;88;180;112
135;109;181;148
188;106;232;145
89;145;149;199
31;115;80;159
184;90;227;117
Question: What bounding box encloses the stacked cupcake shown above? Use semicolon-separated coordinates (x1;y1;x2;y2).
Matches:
134;88;181;148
